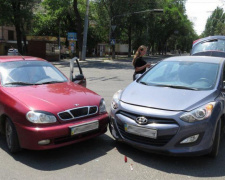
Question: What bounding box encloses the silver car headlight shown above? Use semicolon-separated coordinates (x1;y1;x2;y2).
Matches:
26;111;57;123
99;98;107;114
111;89;122;110
180;102;216;123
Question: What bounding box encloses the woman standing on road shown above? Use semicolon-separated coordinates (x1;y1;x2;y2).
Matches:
132;45;151;80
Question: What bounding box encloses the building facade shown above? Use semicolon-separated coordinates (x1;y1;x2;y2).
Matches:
0;26;17;55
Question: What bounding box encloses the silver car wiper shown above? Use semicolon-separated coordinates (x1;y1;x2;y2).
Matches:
139;81;149;85
4;82;35;86
154;84;198;91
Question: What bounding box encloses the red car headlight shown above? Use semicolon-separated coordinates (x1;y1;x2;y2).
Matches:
26;111;57;123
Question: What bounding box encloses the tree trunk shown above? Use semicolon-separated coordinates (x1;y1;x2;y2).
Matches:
14;24;23;54
128;24;131;57
21;25;27;55
73;0;83;60
12;1;23;54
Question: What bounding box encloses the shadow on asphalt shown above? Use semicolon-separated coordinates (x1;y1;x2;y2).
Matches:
0;134;116;171
51;54;171;71
1;129;224;177
53;60;134;70
115;139;225;178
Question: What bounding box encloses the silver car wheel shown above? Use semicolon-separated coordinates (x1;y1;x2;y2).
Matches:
109;120;119;140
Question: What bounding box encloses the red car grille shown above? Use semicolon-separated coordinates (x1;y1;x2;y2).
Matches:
58;106;98;120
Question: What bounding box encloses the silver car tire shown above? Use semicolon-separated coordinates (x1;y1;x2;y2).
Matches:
208;119;221;157
109;120;119;141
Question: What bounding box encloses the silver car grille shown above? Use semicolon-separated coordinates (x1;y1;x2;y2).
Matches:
118;111;178;124
58;106;98;120
116;111;177;146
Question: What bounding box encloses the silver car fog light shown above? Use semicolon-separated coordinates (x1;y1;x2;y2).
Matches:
180;134;199;144
38;139;50;145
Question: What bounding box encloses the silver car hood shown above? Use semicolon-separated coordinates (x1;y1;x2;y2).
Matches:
120;82;218;111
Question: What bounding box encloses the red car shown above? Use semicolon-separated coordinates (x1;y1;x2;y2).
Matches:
0;56;109;153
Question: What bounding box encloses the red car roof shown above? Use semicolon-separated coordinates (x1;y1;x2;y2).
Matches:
0;56;46;62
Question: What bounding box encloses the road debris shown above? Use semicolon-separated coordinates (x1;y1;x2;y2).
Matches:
130;164;133;171
124;155;127;163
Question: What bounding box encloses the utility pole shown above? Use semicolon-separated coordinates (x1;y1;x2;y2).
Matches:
81;0;90;61
59;21;61;61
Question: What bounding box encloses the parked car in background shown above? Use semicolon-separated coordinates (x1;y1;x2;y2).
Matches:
110;56;225;157
0;56;109;153
7;48;19;56
191;35;225;57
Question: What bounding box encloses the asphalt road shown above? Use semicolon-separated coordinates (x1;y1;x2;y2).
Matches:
1;55;225;180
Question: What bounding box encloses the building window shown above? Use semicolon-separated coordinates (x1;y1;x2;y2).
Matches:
8;30;14;40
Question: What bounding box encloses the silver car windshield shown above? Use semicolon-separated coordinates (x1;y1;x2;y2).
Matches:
192;39;225;54
0;60;68;86
139;61;219;90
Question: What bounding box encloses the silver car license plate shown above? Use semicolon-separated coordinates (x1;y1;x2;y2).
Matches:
124;123;157;139
70;120;99;136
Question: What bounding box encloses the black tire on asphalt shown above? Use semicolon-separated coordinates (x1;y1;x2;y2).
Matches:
5;118;21;153
108;120;119;141
208;119;221;157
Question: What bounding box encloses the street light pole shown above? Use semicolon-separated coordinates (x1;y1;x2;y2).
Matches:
81;0;90;61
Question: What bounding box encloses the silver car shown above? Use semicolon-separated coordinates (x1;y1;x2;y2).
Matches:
109;56;225;157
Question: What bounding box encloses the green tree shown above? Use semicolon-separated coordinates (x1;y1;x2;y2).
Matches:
32;0;87;58
0;0;38;54
155;0;197;54
32;0;197;57
203;7;225;36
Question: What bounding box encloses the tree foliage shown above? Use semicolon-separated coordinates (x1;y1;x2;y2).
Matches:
91;0;197;54
1;0;198;56
0;0;38;54
203;7;225;36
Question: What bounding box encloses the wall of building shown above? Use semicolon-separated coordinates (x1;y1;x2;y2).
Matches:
27;41;46;59
0;26;16;41
98;43;130;56
27;40;60;61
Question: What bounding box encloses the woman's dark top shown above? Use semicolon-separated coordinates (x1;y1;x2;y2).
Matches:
133;57;147;80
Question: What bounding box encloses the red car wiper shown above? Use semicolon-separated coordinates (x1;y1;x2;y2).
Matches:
4;82;35;86
35;81;65;85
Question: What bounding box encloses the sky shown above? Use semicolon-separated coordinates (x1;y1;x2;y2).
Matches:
185;0;225;35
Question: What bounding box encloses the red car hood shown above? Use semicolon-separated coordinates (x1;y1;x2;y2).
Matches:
3;82;101;113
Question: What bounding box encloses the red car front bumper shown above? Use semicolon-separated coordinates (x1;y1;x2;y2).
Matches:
15;114;109;150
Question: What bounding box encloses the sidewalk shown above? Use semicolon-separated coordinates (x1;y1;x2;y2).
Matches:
84;53;176;61
53;53;187;65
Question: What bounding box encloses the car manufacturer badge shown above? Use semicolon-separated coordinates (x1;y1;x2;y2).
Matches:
135;116;148;125
74;104;79;106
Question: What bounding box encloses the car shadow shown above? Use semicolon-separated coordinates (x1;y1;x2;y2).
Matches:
115;139;225;178
0;134;115;171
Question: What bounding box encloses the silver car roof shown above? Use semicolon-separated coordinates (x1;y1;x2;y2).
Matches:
163;56;224;64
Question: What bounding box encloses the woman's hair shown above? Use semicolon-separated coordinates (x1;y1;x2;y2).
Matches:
132;45;147;66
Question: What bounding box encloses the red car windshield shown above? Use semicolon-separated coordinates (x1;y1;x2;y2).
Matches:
0;60;68;86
